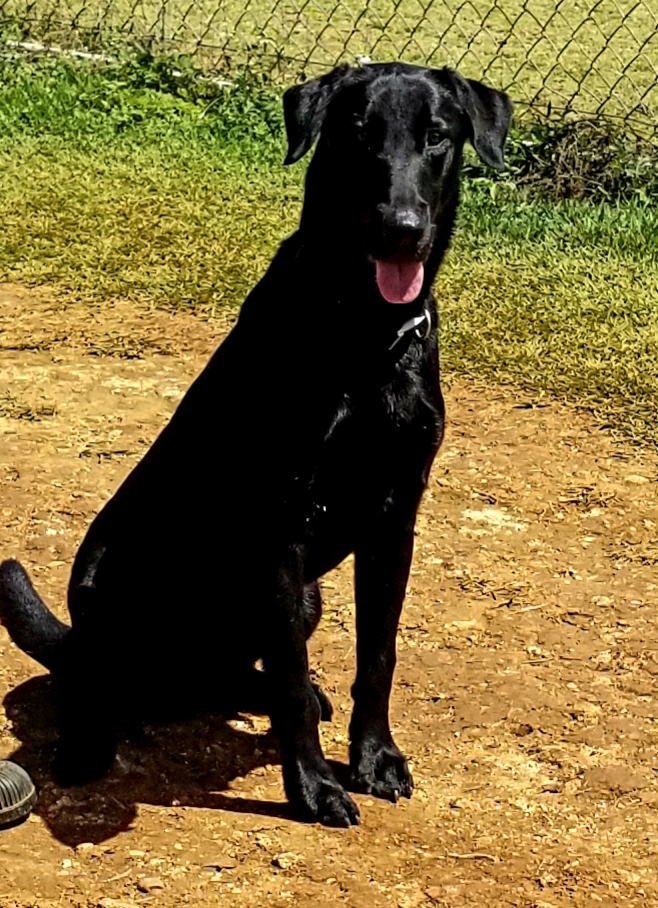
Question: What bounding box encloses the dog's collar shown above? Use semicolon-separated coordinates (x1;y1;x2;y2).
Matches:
388;309;431;352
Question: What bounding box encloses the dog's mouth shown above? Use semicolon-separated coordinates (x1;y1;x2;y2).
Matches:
375;259;424;305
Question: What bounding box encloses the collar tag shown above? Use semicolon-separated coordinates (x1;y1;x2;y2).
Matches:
388;310;431;352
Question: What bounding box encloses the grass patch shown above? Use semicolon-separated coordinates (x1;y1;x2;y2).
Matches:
1;55;658;443
0;53;285;159
438;251;658;439
0;142;300;306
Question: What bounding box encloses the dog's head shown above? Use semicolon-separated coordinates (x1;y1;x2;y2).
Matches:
284;63;512;304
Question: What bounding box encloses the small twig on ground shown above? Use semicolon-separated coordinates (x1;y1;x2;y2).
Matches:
104;869;132;883
447;852;498;863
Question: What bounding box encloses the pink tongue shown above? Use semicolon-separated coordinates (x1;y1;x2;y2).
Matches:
375;260;424;304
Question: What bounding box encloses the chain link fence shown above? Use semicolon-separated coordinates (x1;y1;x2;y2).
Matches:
2;0;658;133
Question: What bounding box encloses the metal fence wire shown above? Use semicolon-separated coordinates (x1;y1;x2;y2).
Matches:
2;0;658;132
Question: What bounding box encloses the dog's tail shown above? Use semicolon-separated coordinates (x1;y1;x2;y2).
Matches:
0;559;71;672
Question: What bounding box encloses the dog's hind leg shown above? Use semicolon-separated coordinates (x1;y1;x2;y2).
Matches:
227;578;331;720
207;581;331;722
302;580;322;638
52;629;118;787
311;682;333;722
232;664;333;722
52;578;118;786
302;580;333;720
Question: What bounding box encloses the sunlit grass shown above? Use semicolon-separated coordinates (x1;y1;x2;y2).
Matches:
1;56;657;442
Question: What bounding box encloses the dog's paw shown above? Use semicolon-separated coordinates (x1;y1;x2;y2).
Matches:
314;777;361;827
311;683;333;722
350;738;413;803
53;734;116;787
286;761;360;827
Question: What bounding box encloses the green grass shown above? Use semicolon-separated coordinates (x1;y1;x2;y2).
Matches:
3;0;658;125
1;56;658;443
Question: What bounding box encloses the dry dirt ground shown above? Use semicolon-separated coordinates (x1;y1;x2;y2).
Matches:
1;282;658;908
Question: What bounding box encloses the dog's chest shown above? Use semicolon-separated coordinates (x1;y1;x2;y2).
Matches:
301;392;417;553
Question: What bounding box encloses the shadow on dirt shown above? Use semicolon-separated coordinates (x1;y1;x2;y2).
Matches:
3;674;303;846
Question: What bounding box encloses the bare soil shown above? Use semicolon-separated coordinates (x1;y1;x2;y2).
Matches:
0;282;657;908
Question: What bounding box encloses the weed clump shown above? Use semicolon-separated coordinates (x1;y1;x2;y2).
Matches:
466;118;658;203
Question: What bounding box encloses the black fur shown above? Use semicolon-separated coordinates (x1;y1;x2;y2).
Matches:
0;62;511;826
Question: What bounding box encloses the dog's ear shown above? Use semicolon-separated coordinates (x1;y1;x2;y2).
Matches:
283;64;353;165
447;71;513;170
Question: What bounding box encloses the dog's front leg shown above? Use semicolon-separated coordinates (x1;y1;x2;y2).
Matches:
265;545;360;827
350;504;417;802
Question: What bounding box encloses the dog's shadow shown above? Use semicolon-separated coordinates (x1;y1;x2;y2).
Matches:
4;675;299;846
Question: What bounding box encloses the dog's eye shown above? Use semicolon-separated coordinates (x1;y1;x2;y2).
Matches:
353;116;376;150
426;129;450;153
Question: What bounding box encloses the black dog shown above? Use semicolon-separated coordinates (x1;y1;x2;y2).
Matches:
0;62;511;827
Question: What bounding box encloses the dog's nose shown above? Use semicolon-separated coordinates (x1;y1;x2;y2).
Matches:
379;205;428;242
